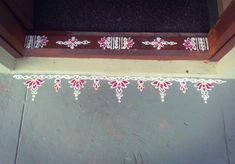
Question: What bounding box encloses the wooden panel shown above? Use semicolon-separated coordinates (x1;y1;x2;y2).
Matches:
208;0;235;61
23;32;210;60
211;36;235;61
0;1;25;57
3;0;34;29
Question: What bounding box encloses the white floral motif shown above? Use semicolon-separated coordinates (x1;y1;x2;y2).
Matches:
142;37;177;50
56;36;90;49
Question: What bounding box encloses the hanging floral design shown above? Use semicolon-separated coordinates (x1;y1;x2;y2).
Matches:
54;79;62;92
56;36;90;49
151;80;173;102
93;79;100;90
180;81;188;94
137;80;145;92
24;79;45;101
108;80;130;103
13;75;226;104
194;80;214;103
68;79;87;100
142;37;177;50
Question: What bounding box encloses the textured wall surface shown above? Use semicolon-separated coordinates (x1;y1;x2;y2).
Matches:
0;75;234;164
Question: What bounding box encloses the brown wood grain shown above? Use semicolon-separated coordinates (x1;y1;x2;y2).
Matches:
0;1;25;57
208;0;235;61
3;0;34;29
23;32;209;60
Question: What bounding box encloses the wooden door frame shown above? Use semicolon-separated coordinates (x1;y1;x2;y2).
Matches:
0;0;234;61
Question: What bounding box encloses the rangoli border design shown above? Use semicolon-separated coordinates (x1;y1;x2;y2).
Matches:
25;35;49;49
13;75;226;104
56;36;90;49
142;37;177;50
183;37;209;51
98;37;135;50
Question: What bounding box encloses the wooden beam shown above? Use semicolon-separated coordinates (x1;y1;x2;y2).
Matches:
23;32;210;60
208;0;235;61
0;1;25;57
3;0;34;29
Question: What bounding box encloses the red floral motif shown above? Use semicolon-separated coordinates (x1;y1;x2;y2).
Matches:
24;79;45;101
54;79;61;92
93;79;100;90
137;80;145;92
183;38;195;51
125;37;135;49
194;81;214;103
68;79;86;100
183;37;208;51
151;80;172;102
195;82;214;91
180;81;188;94
98;37;108;49
108;80;129;103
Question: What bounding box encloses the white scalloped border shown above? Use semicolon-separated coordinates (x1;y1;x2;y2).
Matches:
13;75;226;104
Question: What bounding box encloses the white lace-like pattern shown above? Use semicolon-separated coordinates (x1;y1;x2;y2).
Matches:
13;75;226;103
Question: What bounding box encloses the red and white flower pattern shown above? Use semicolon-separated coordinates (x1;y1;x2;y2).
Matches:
93;79;100;90
151;80;172;102
25;35;49;49
137;80;145;92
183;38;195;51
183;37;209;51
24;79;45;101
108;80;130;103
194;80;214;103
68;79;87;100
180;81;188;94
98;37;135;50
56;36;90;49
14;75;226;104
36;35;49;48
142;37;177;50
54;79;62;92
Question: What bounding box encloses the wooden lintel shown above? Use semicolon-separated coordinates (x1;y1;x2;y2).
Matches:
23;32;210;60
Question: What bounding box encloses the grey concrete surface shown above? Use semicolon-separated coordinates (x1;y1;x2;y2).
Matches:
0;75;234;164
0;76;26;164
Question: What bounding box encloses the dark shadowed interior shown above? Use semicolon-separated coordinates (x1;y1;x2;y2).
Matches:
34;0;218;32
